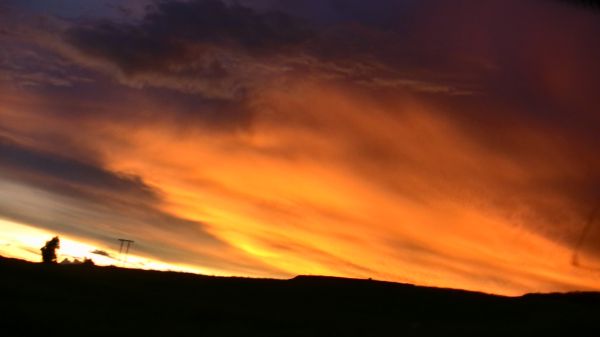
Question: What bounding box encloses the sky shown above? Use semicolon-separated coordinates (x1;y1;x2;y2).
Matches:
0;0;599;295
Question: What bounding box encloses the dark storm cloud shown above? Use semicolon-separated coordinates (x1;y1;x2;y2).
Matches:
0;39;253;130
140;0;313;51
0;137;159;203
61;0;472;98
62;0;313;98
9;0;600;104
66;21;183;76
256;0;419;27
2;0;152;20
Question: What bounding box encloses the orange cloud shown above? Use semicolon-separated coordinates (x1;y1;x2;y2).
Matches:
43;80;591;295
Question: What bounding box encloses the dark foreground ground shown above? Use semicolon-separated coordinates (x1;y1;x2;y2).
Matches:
1;257;599;336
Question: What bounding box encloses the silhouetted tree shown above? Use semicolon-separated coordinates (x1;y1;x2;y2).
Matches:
40;236;60;264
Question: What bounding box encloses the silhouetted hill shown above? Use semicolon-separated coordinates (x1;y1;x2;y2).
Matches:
1;256;599;336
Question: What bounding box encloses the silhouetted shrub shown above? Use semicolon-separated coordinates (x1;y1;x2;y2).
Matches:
82;258;95;266
40;236;60;264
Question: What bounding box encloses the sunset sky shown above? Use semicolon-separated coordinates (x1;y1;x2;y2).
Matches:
1;0;599;295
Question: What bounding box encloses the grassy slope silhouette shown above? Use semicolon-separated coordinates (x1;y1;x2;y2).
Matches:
1;256;599;337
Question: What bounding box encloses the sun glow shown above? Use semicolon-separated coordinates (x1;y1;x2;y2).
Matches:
0;218;206;274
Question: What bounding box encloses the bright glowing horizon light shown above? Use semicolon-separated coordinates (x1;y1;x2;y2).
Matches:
0;218;207;275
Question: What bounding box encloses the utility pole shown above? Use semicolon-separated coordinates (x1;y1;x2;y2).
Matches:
117;239;134;267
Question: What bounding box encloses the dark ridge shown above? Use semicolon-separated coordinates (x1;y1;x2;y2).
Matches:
1;256;599;336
